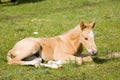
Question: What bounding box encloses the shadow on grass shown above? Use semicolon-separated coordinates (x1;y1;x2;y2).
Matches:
16;0;44;4
0;0;45;6
93;52;120;64
93;57;110;64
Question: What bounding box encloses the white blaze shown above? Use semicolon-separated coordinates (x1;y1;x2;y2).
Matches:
89;31;94;39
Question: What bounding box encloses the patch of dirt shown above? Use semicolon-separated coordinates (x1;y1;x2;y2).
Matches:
100;52;120;59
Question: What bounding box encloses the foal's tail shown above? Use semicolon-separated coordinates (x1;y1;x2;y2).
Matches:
7;50;13;64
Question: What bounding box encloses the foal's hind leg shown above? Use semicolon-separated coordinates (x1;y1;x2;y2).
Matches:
7;38;43;68
12;57;42;68
10;47;41;67
9;43;41;67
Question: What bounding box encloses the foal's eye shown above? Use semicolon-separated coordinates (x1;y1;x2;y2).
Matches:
85;37;88;40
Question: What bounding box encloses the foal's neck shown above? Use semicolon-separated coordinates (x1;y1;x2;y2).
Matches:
61;25;83;52
65;25;81;41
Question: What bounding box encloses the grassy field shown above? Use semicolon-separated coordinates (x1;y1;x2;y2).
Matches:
0;0;120;80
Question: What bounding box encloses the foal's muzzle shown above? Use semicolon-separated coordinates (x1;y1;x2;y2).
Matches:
89;50;97;56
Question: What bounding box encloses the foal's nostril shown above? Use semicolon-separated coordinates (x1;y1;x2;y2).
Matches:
92;51;94;54
91;50;97;56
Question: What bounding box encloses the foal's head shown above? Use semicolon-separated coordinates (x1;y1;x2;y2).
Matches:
80;20;97;56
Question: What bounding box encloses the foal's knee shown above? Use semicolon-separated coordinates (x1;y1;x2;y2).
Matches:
75;57;83;65
82;56;93;62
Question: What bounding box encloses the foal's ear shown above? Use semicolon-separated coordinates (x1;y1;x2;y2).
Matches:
80;21;86;31
90;20;96;29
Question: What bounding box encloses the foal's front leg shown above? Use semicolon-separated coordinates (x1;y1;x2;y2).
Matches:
54;53;83;65
12;57;42;68
79;54;93;62
53;46;83;65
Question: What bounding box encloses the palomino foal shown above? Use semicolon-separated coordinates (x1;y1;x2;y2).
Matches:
7;20;97;68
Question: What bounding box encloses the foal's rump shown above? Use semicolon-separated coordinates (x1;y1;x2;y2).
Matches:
7;37;42;64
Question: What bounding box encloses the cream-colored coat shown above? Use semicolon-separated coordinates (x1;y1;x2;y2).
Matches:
7;20;97;68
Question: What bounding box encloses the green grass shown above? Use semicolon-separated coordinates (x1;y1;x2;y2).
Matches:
0;0;120;80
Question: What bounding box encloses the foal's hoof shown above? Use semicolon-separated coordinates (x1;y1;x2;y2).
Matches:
34;58;42;68
35;63;40;68
8;61;12;64
77;58;83;65
83;56;93;62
